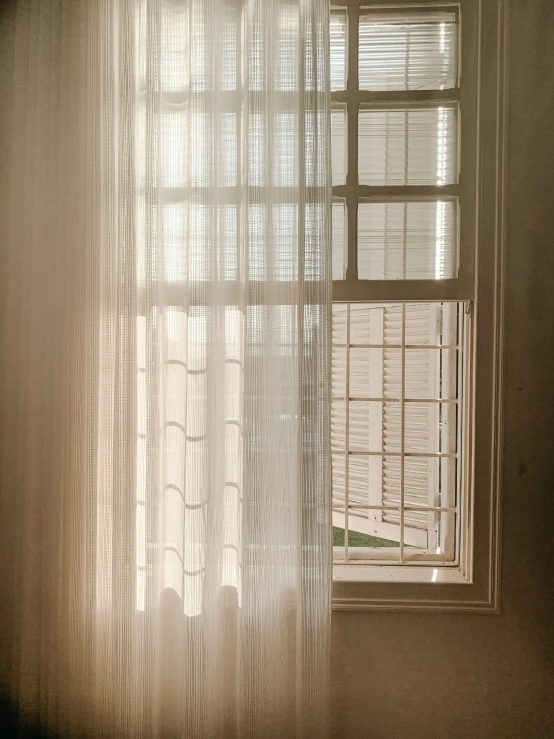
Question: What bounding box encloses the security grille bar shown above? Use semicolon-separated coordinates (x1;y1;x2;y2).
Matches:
331;301;465;564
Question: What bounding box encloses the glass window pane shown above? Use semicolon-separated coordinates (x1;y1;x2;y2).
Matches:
404;348;458;399
357;200;458;280
331;106;347;185
330;9;347;90
332;201;347;280
274;113;298;187
349;401;400;453
359;11;458;91
358;105;458;186
404;402;457;455
160;112;187;187
160;4;188;92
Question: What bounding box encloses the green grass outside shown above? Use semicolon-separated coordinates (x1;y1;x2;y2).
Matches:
333;526;399;548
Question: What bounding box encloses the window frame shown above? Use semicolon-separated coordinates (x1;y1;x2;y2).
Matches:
331;0;508;612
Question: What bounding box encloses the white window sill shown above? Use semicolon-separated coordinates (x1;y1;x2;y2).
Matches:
333;563;469;584
331;560;499;613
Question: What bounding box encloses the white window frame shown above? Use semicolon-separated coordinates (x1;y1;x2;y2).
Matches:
331;0;508;612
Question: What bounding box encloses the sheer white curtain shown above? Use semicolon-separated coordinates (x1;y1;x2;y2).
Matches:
0;1;331;737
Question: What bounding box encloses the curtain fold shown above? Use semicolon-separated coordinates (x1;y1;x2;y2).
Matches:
0;1;331;737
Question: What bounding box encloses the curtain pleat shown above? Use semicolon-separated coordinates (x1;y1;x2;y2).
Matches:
0;1;331;737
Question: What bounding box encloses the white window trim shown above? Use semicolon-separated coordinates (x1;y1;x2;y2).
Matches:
331;0;509;612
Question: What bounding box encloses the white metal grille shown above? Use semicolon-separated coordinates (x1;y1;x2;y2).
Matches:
332;301;465;563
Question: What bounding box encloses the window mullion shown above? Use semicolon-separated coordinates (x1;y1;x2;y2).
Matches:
346;2;359;283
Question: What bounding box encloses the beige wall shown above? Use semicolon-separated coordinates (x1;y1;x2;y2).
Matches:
331;3;554;737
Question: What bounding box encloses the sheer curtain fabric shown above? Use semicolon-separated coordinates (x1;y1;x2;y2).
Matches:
0;1;331;737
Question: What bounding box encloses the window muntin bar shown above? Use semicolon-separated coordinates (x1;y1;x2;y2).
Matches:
331;4;474;301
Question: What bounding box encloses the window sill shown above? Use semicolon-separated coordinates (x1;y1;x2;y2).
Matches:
333;563;468;584
331;559;500;613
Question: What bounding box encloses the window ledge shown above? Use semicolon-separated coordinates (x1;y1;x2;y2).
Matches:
331;560;499;613
333;564;468;584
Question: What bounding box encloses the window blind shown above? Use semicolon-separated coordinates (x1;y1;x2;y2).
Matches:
358;11;458;91
358;104;458;186
357;200;458;281
330;9;347;90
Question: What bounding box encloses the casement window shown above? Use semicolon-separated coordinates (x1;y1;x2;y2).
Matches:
330;1;507;612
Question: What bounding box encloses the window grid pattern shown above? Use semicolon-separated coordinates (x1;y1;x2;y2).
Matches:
137;2;332;611
331;5;460;284
330;4;465;567
332;301;464;564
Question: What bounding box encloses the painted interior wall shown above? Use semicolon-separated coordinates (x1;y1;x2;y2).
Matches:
331;3;554;737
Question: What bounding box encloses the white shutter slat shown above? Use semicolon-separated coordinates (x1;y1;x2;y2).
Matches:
382;304;437;546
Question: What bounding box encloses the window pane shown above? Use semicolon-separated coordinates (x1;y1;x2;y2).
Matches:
272;204;297;280
330;10;347;90
404;348;458;399
274;113;298;187
347;518;400;550
358;105;458;186
349;401;400;453
160;112;187;187
331;106;347;185
359;11;458;91
357;200;457;280
332;201;347;280
160;4;188;92
403;403;457;455
350;347;401;399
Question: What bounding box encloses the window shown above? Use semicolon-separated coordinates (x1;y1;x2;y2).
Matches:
330;1;507;612
144;0;506;612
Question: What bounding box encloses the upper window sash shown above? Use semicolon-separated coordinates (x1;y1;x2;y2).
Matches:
331;0;479;304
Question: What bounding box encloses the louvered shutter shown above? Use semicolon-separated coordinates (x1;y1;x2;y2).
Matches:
378;303;438;547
